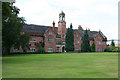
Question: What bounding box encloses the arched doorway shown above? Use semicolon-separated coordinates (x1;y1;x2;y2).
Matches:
62;46;65;52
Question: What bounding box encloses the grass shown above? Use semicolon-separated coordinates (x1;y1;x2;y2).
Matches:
2;52;118;78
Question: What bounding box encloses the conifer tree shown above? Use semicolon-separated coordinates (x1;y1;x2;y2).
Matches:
91;42;96;52
65;28;70;52
69;23;74;51
111;40;115;46
81;29;91;52
65;23;74;52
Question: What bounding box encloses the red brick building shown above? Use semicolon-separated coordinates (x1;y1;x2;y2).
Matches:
11;11;107;52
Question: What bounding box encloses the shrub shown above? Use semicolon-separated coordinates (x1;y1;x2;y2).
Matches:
91;42;96;52
38;48;44;53
104;45;119;52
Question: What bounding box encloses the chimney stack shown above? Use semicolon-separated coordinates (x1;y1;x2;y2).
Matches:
78;25;83;30
52;21;55;32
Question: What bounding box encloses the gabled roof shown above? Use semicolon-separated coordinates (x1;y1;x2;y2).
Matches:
23;24;106;40
74;29;99;39
22;24;58;34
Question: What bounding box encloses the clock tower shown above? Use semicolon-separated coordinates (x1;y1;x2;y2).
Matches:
58;11;66;42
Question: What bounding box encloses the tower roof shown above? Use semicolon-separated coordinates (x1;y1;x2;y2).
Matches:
59;10;65;15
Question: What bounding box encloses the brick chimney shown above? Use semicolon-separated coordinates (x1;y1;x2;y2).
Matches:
52;21;55;32
78;25;83;30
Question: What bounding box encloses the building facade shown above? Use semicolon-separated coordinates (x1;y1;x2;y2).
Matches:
11;11;107;52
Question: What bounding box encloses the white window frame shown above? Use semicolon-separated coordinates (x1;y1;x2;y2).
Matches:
48;38;52;42
49;32;52;35
30;47;36;52
77;41;79;44
97;41;101;45
31;37;36;42
48;47;53;52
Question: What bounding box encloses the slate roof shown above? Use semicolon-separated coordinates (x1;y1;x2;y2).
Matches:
74;29;99;38
23;24;58;34
22;24;106;40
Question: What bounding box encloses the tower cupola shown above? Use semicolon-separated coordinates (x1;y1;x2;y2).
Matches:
58;11;66;23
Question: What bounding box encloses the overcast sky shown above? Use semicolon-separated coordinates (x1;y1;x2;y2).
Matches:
14;0;119;41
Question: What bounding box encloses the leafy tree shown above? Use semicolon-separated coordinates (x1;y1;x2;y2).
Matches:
35;41;45;53
111;40;115;46
2;2;25;54
81;29;91;52
65;23;74;52
91;42;96;52
15;34;30;52
35;42;44;48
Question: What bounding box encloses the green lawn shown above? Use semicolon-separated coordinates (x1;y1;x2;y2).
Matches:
2;52;118;78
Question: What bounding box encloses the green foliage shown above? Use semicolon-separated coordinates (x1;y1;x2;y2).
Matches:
15;34;30;52
91;42;96;52
104;45;120;52
38;48;44;53
81;29;91;52
65;23;74;52
20;34;30;52
35;42;44;48
111;40;115;46
35;41;45;53
2;2;25;53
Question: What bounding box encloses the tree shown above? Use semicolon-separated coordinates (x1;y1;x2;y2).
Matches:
2;2;25;54
111;40;115;46
65;23;74;52
15;34;30;52
91;42;96;52
65;28;70;52
81;29;91;52
35;41;45;53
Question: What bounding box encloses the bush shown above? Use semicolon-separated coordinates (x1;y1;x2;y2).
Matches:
38;48;44;53
104;48;110;52
91;42;96;52
104;46;119;52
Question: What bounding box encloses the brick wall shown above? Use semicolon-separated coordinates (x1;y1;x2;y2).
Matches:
44;28;56;52
58;23;66;42
95;33;106;52
74;31;82;51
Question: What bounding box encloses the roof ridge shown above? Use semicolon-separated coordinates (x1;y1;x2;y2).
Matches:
25;24;58;28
